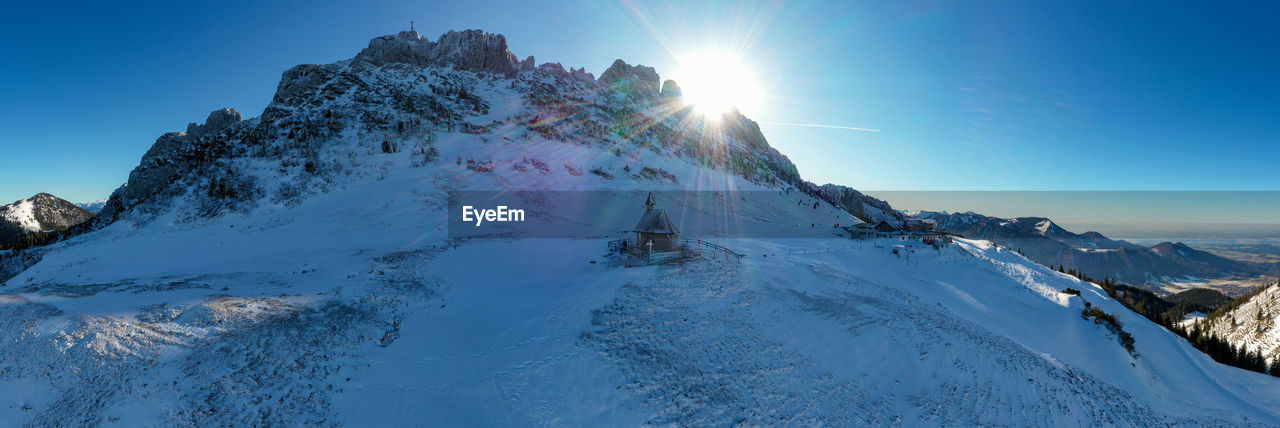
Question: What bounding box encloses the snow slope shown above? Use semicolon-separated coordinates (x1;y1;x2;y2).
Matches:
3;151;1279;425
5;200;1280;424
1;199;40;232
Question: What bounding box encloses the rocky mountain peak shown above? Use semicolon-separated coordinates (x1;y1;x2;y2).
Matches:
660;79;682;98
99;107;244;222
357;28;519;74
598;59;661;97
186;108;243;140
94;27;815;234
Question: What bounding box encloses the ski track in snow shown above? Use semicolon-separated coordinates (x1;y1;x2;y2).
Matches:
0;245;452;427
582;251;1255;427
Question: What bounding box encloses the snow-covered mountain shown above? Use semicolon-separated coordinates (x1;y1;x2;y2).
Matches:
74;199;108;214
916;210;1268;288
89;29;815;229
2;28;1280;425
0;193;93;247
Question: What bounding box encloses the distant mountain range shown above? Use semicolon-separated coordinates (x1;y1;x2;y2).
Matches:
913;211;1276;288
0;193;93;248
75;199;107;214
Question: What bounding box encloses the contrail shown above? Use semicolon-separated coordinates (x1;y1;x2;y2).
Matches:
759;121;881;132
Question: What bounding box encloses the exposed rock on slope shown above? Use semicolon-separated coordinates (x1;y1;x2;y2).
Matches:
96;107;247;223
660;79;681;98
598;59;661;96
818;184;905;226
187;108;243;139
91;29;825;231
356;29;519;73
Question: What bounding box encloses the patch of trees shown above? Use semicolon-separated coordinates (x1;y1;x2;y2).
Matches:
1168;288;1233;309
1171;283;1280;376
381;139;400;153
638;167;678;184
589;167;613;180
0;220;94;254
1082;303;1136;356
1174;322;1276;375
1067;268;1278;376
1166;288;1233;321
1205;285;1269;321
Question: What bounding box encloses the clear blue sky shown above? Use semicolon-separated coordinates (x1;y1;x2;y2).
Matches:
2;1;1278;222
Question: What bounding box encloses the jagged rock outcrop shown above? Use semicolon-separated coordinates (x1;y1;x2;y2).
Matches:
537;62;568;75
661;79;681;98
92;29;816;230
598;59;660;97
532;62;595;82
568;67;594;82
272;64;337;108
357;29;519;73
518;55;536;72
819;184;904;225
186;108;243;140
98;108;245;222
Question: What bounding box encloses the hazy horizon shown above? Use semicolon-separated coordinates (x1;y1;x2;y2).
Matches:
1060;222;1280;240
870;190;1280;238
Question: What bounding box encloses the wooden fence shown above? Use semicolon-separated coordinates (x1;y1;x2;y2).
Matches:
680;238;746;260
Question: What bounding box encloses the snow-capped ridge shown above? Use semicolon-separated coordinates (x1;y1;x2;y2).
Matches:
89;27;846;234
74;199;108;215
186;108;243;140
598;59;661;96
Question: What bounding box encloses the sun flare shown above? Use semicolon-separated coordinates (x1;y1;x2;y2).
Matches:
672;50;764;117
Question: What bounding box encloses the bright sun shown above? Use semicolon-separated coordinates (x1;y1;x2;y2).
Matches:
672;50;764;117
